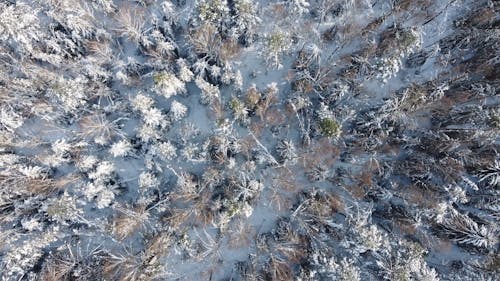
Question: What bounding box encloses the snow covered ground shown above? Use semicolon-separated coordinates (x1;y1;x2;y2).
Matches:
0;0;498;280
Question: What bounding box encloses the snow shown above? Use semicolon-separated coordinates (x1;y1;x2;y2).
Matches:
0;0;498;280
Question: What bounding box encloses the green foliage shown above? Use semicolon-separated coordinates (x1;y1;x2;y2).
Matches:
153;72;171;85
319;118;341;138
489;110;500;129
398;29;420;53
267;31;287;53
263;30;291;68
227;202;240;217
229;97;244;112
198;0;229;24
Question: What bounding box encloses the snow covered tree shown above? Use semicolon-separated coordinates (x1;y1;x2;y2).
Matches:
153;71;186;99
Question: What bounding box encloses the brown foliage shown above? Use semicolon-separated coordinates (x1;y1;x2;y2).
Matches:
302;138;339;171
227;219;255;248
112;206;149;240
263;256;294;281
189;23;240;63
